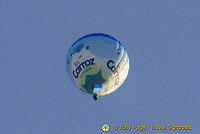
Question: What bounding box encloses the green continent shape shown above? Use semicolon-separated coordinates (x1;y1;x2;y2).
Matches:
79;64;115;94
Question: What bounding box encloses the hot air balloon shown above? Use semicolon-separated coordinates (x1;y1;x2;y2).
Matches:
66;33;129;100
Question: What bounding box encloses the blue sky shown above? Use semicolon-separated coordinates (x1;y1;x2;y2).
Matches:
0;0;199;133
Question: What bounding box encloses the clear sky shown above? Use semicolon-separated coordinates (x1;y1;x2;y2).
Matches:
0;0;199;134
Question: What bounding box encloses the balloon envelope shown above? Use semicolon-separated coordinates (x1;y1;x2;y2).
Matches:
66;33;129;96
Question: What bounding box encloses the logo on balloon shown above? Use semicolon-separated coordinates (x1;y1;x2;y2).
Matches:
107;60;119;85
73;58;95;78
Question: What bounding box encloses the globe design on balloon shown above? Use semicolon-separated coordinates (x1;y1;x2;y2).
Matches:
66;33;129;97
